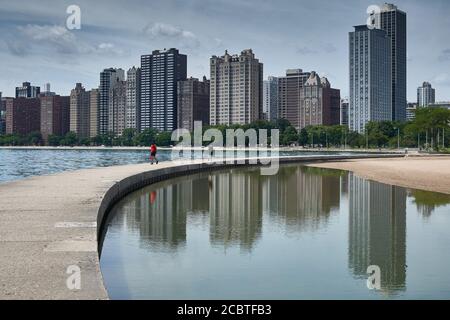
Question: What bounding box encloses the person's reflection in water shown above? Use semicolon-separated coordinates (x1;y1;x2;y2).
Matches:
150;191;157;205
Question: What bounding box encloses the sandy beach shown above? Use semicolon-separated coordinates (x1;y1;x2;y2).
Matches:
308;156;450;195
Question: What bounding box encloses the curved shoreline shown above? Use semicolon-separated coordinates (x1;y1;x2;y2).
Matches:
307;156;450;195
0;153;440;300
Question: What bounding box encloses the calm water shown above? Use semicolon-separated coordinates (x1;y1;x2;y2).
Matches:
0;148;363;183
100;164;450;299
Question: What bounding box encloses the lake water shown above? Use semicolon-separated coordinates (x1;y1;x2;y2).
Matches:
0;148;364;183
100;164;450;300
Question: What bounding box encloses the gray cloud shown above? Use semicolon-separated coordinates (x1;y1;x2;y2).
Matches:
8;24;126;58
143;22;200;49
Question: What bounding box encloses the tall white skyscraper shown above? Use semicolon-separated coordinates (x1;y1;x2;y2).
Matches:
210;49;263;125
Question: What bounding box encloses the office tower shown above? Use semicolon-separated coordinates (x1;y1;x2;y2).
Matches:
141;48;187;132
417;82;435;107
89;89;99;138
263;76;279;121
177;76;210;132
70;83;90;138
15;82;40;98
340;98;349;126
39;94;70;142
278;69;311;128
126;67;141;131
99;68;125;135
349;25;392;133
108;80;127;136
299;72;341;129
5;97;41;135
210;49;263;125
376;3;407;122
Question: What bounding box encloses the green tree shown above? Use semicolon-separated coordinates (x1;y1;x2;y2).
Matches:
61;132;78;146
281;126;298;146
47;134;62;146
27;131;43;146
122;128;137;146
134;128;158;146
156;131;172;146
298;128;309;146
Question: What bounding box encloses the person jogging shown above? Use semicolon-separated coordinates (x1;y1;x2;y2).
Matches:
150;143;159;165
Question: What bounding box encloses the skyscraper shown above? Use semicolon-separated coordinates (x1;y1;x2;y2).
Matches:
263;76;279;121
89;89;99;138
417;82;435;107
15;82;40;98
210;49;263;125
108;80;127;136
299;72;341;129
99;68;125;135
376;3;407;122
140;48;187;132
349;25;392;133
70;83;90;138
126;67;141;131
39;94;70;142
278;69;311;128
177;76;210;132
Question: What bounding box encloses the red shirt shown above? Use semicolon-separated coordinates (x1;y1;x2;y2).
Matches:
150;145;157;153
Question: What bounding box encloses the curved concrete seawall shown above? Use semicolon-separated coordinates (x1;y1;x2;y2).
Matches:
0;154;403;300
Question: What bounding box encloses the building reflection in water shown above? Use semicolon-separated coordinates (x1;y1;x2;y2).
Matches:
262;166;341;232
348;172;407;294
112;174;210;252
209;168;263;251
112;165;343;252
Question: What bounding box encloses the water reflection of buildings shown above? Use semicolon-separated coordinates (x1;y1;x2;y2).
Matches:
348;173;407;294
116;175;210;251
114;165;343;252
209;169;263;251
262;166;340;232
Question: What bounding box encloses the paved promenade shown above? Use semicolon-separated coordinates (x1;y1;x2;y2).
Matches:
0;154;402;300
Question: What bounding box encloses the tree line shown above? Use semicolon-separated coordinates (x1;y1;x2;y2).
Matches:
1;107;449;151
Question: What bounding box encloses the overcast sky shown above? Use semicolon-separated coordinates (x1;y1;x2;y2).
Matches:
1;0;449;101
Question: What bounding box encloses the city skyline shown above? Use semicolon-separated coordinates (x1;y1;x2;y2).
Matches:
1;0;450;102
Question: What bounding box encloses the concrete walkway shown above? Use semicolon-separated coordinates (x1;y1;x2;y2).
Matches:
0;154;402;300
